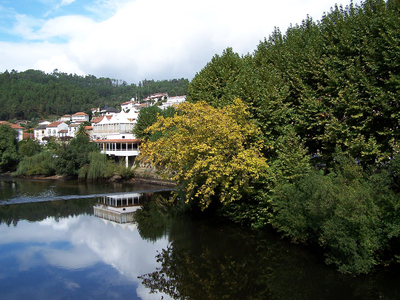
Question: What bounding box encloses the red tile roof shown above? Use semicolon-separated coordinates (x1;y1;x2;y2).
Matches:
91;116;104;123
73;112;88;116
47;121;64;127
0;121;24;129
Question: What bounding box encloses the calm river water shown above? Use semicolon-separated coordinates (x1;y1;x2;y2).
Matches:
0;175;399;300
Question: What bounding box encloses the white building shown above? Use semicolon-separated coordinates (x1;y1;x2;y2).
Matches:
92;110;138;141
46;121;68;138
72;112;89;123
34;124;47;143
143;93;168;103
68;123;80;137
59;114;72;122
92;109;140;168
159;95;186;110
121;99;138;113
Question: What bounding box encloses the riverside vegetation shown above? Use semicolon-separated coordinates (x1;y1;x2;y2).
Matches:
139;0;400;275
0;0;399;275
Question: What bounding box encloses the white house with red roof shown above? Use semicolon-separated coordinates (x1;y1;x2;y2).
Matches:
121;99;138;113
46;121;68;138
72;112;89;123
143;93;168;103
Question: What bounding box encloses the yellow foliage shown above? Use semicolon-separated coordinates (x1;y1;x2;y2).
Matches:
140;99;268;210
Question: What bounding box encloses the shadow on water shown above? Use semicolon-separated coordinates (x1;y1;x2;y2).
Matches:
136;195;400;300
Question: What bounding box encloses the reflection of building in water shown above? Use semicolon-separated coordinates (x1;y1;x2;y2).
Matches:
93;193;149;231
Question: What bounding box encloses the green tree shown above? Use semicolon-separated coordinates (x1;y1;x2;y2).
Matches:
141;99;268;210
133;105;163;140
270;150;400;274
55;135;99;177
0;124;19;171
187;47;243;108
14;151;56;176
18;139;41;158
133;105;176;141
76;123;89;137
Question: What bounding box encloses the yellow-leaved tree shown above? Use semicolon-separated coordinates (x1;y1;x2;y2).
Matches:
140;99;268;210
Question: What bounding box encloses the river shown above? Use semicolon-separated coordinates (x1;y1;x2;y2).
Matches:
0;175;399;299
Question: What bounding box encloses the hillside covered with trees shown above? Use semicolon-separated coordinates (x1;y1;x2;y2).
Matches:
0;69;189;120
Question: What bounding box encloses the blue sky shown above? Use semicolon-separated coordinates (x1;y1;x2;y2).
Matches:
0;0;358;83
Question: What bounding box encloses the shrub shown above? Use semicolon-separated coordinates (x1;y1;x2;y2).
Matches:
270;152;400;274
14;151;56;176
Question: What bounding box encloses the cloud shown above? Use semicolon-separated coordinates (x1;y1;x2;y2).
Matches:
1;215;171;299
0;0;354;83
61;0;76;5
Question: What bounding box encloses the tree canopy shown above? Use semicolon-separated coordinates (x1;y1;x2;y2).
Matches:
140;99;268;210
0;124;19;171
187;0;400;166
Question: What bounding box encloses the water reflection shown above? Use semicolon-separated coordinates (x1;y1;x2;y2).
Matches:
1;178;400;299
138;215;400;300
0;192;172;300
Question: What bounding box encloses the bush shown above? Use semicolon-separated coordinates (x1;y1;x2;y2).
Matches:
18;139;41;158
270;152;400;274
14;151;56;176
78;152;114;180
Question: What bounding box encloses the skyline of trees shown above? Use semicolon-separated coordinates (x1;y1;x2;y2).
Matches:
0;69;189;121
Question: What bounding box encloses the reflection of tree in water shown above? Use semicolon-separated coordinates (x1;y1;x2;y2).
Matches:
134;194;176;242
138;213;400;300
139;220;276;300
0;198;98;226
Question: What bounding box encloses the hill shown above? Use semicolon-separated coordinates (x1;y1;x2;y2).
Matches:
0;69;189;120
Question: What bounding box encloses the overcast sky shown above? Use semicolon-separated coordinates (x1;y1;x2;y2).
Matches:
0;0;355;83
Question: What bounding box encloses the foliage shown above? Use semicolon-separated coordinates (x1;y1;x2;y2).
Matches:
133;105;162;140
76;123;89;137
18;139;42;158
133;105;176;141
14;151;56;176
187;0;400;166
78;152;113;180
140;99;269;210
270;125;312;184
187;48;244;108
0;124;19;171
270;151;400;274
55;135;99;176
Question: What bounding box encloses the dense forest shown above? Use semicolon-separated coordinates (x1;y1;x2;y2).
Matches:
0;69;189;120
187;0;400;166
141;0;400;274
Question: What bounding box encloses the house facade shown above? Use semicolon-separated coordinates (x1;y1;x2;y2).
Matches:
46;121;68;138
72;112;89;123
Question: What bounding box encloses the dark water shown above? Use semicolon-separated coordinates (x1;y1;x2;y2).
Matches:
0;176;399;300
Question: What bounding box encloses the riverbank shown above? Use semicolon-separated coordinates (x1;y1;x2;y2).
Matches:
2;169;176;187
